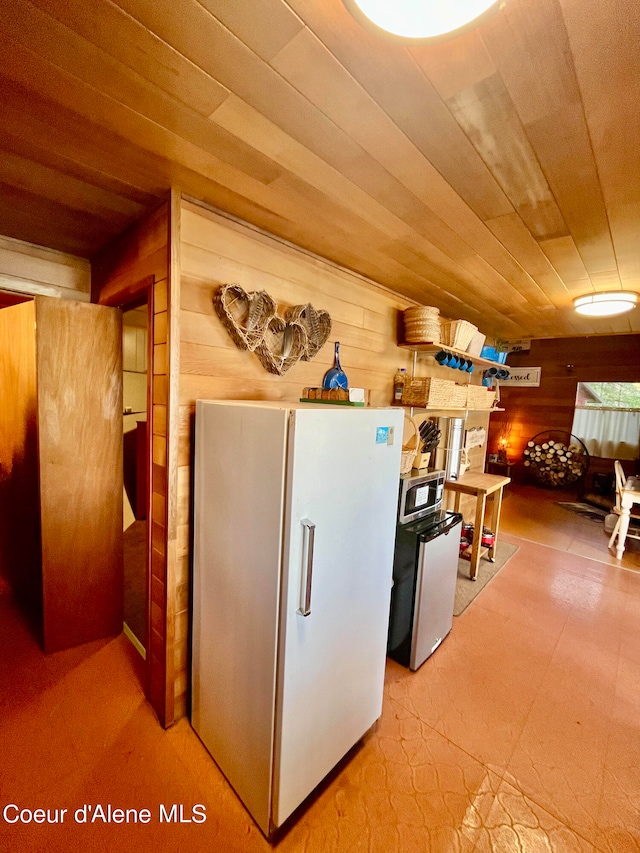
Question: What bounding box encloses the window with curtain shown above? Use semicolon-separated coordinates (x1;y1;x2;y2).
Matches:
572;382;640;460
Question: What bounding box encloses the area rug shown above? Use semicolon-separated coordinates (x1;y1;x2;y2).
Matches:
556;502;608;522
454;541;519;616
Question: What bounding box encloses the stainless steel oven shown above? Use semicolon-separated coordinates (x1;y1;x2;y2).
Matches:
397;468;445;525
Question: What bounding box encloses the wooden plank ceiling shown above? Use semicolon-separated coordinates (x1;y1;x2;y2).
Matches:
0;0;638;339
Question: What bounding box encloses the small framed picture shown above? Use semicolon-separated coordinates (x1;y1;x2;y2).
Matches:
488;453;498;463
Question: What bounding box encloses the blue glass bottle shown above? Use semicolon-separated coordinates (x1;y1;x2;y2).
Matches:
322;341;349;389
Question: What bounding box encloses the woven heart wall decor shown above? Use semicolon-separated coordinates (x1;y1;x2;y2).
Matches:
214;284;332;375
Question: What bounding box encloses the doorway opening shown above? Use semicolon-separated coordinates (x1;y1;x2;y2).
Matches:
122;299;150;658
0;292;39;635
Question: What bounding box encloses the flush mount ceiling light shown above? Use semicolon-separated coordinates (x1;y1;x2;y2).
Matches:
573;291;638;317
343;0;507;41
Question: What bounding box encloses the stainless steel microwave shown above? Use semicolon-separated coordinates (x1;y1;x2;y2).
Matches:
398;469;445;525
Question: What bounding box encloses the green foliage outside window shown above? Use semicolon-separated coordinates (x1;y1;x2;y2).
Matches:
581;382;640;408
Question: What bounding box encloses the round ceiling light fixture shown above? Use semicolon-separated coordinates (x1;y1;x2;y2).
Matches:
573;291;638;317
343;0;507;41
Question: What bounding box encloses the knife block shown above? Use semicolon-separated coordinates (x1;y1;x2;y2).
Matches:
413;451;431;470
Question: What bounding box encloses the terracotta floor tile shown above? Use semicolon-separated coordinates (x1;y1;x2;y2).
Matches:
505;520;576;552
500;484;640;573
592;655;640;853
0;770;91;853
594;755;640;853
471;554;571;642
276;698;501;853
0;634;51;717
391;602;556;774
594;768;640;853
468;779;597;853
0;683;81;799
43;632;145;698
53;661;152;768
506;681;609;841
551;635;617;711
624;569;640;596
2;494;639;852
620;593;640;662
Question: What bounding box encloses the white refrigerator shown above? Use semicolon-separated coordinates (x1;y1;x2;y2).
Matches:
192;400;403;836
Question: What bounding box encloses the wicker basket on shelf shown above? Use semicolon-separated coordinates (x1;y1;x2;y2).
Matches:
402;377;467;409
400;415;419;475
440;319;478;350
403;306;441;344
466;385;497;409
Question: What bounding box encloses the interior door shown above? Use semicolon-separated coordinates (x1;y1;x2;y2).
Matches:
36;297;123;653
0;300;41;624
274;406;403;827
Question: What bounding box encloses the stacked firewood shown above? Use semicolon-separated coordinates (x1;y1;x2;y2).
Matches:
522;438;587;486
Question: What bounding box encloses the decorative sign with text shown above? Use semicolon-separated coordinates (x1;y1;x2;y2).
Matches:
506;339;531;353
499;367;541;387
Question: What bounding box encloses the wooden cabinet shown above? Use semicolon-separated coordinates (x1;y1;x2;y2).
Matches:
0;297;123;653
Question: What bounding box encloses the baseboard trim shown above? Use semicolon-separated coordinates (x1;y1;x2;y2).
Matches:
123;622;146;659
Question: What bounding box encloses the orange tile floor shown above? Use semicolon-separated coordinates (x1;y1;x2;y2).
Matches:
499;482;640;572
1;529;639;852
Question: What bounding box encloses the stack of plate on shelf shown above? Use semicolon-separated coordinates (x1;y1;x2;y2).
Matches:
403;305;441;343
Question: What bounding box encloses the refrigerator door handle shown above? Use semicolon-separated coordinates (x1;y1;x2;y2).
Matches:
298;518;316;617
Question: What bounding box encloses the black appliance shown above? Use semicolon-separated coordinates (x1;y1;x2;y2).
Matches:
388;503;462;671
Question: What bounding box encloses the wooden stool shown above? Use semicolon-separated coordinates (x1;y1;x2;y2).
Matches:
445;472;511;581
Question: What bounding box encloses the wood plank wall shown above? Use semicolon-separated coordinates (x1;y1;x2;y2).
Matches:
0;300;42;631
179;201;417;404
176;200;425;718
93;201;177;727
488;334;640;478
0;234;90;301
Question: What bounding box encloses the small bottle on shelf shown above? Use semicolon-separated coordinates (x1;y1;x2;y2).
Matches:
393;367;407;403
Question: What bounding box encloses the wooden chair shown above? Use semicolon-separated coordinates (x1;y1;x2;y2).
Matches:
607;460;640;553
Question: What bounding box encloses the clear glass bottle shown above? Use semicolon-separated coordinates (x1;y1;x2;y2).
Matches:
393;367;407;402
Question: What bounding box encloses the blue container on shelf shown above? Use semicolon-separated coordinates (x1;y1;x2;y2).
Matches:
480;345;508;364
480;345;498;361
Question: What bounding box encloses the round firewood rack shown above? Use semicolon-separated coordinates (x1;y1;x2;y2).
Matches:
522;430;589;487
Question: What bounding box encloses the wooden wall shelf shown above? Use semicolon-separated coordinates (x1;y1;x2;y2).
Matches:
398;342;508;369
393;404;504;415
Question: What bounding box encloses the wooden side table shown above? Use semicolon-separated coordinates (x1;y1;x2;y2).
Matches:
486;460;514;482
445;472;511;581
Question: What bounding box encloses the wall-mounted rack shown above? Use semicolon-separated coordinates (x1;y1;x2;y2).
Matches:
398;342;509;370
396;341;507;416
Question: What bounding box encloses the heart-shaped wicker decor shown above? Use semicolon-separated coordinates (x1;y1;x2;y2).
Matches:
214;284;331;375
285;303;332;360
214;284;276;351
255;314;308;375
